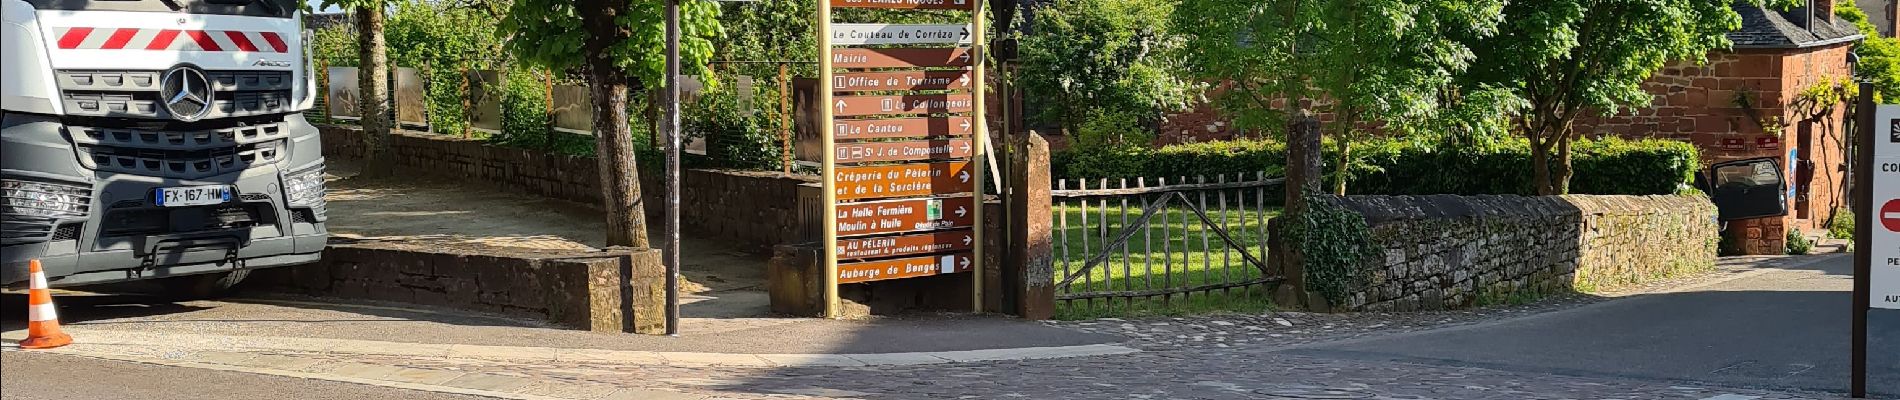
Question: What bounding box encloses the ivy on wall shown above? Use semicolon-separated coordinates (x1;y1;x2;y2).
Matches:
1285;194;1378;307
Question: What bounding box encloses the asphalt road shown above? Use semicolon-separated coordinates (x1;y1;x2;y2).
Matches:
1287;255;1900;398
0;351;498;400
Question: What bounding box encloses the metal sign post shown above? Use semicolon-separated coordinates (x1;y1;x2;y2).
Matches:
1854;81;1900;398
820;0;987;317
663;0;683;336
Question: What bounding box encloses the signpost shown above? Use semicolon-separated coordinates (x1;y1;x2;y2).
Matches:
820;0;986;318
1853;83;1896;398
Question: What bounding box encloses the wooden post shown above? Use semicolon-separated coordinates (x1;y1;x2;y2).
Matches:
818;0;839;319
1277;110;1321;310
316;58;329;123
780;62;793;174
970;0;989;313
460;68;471;139
1006;133;1056;319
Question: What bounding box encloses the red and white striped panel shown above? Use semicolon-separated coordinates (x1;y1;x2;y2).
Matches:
53;27;289;53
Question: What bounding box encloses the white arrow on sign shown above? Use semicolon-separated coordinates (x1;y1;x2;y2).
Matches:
959;256;971;268
960;142;972;153
958;170;970;183
959;74;970;87
955;206;967;217
962;235;973;245
835;100;847;113
831;23;975;45
959;119;971;131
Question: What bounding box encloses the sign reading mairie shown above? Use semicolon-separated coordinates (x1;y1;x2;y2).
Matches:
832;48;973;69
831;0;973;10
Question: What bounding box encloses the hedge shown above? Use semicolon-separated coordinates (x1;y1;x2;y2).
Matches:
1051;137;1700;196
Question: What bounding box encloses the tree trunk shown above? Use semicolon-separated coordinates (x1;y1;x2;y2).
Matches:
355;5;394;178
1278;108;1321;310
1552;128;1575;195
1530;131;1553;196
1331;137;1350;195
583;0;651;248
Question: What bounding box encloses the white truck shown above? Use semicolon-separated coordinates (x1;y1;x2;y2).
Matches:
1;0;326;297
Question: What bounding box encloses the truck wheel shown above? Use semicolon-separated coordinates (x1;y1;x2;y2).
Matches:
159;270;251;300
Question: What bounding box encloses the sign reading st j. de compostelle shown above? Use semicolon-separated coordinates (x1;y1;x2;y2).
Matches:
1871;105;1900;309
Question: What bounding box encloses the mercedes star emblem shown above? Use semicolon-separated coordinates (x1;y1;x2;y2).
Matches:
160;66;213;122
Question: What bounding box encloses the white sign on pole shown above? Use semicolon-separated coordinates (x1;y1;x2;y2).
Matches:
1871;105;1900;309
829;23;973;45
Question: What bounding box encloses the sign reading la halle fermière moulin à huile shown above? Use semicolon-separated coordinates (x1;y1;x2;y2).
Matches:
819;0;987;316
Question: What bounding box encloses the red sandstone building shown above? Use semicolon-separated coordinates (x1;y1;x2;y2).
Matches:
1576;2;1861;254
1155;2;1864;255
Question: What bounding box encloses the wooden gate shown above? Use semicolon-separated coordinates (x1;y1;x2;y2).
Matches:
1050;172;1285;314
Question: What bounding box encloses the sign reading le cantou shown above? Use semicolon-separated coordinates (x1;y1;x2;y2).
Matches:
1873;105;1900;309
830;23;973;45
834;116;974;140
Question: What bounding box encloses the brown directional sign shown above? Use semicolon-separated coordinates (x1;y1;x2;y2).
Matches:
833;71;972;92
831;48;974;69
836;161;973;200
838;251;975;284
837;229;974;260
835;116;974;140
836;196;976;237
831;0;974;10
835;139;972;163
833;94;974;117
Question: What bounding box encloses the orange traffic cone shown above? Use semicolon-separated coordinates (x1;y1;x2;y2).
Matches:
19;260;72;349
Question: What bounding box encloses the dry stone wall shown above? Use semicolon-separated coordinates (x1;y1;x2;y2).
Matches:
1324;194;1717;312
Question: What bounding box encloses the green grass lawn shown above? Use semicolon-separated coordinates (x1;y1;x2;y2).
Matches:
1049;199;1282;319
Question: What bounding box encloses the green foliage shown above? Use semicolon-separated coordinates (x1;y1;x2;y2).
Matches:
1786;228;1813;255
1838;0;1900;102
1830;208;1855;241
487;69;594;157
1170;0;1504;138
311;24;358;65
384;2;500;134
1053;137;1699;196
1461;0;1745;194
1287;195;1377;306
1071;110;1156;150
501;0;723;87
683;85;787;170
1019;0;1198;135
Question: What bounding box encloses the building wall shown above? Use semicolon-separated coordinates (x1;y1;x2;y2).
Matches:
1574;43;1854;254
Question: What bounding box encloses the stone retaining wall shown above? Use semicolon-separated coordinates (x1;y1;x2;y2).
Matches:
1325;194;1718;312
317;125;815;250
251;242;665;333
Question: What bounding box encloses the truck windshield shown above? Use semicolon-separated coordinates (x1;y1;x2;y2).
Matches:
24;0;298;19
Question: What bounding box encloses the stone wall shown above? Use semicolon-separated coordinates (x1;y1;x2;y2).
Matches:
1324;194;1717;312
318;125;817;251
251;242;666;333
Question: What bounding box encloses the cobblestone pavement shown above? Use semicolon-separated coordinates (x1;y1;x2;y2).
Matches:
279;346;1842;400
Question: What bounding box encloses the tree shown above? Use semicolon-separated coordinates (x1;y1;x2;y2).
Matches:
322;0;399;177
501;0;722;247
1017;0;1198;147
1463;0;1749;194
1838;0;1900;102
1171;0;1504;194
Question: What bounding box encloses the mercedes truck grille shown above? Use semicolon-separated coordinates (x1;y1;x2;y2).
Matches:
54;70;294;120
69;123;290;179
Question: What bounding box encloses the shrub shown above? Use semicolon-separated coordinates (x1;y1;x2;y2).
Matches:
1051;136;1700;196
684;85;787;171
1830;208;1855;240
1786;228;1813;255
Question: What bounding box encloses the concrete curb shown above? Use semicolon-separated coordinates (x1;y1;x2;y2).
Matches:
0;328;1142;368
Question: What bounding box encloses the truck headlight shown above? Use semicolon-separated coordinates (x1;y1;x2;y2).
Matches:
283;166;325;207
0;180;91;218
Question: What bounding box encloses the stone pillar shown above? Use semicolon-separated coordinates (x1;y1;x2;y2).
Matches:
583;247;667;334
1004;134;1056;319
1276;112;1322;309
